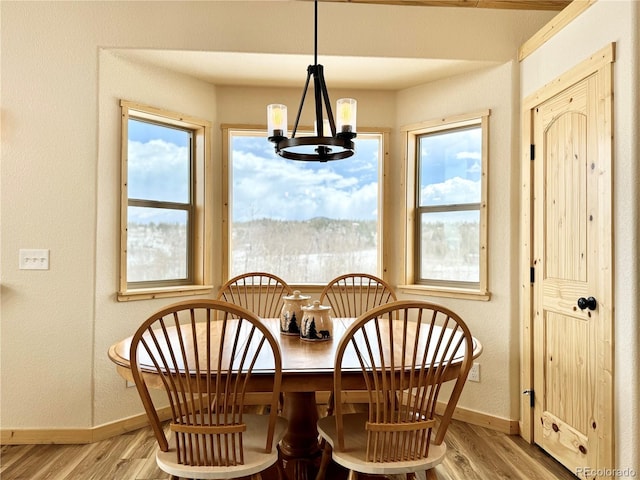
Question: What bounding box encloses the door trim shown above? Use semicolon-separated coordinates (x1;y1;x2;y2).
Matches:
519;42;615;465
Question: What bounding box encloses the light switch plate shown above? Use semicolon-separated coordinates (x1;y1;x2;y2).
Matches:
19;249;50;270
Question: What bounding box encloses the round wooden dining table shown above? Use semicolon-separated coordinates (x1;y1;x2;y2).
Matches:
108;316;482;480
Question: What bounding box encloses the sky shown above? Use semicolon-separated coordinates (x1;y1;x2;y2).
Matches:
127;119;190;206
231;134;379;222
419;126;482;206
126;119;482;224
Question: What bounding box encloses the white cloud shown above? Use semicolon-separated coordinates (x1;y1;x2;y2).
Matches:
421;176;480;205
467;161;482;174
128;140;190;202
456;151;481;160
232;149;378;221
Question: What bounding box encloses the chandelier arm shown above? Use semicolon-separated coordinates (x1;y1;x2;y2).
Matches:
291;67;313;138
316;65;337;137
313;66;325;137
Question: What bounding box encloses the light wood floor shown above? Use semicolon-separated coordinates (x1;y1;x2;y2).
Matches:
1;404;578;480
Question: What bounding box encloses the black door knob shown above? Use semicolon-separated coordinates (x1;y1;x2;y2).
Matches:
577;296;597;311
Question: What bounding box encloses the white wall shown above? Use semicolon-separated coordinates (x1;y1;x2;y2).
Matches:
1;0;556;434
395;62;521;420
94;52;222;424
520;0;640;470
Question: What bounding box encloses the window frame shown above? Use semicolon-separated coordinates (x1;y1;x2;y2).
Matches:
400;110;491;301
118;100;213;301
221;124;389;288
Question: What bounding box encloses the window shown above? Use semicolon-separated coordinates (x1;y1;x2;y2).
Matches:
119;101;213;301
222;127;387;285
402;111;489;300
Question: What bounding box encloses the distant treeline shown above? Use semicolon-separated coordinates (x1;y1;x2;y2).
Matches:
231;218;378;283
127;217;479;284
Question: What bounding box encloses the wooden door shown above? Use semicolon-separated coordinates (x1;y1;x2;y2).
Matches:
530;46;614;478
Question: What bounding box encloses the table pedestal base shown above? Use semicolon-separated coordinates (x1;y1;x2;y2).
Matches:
279;392;322;480
276;392;398;480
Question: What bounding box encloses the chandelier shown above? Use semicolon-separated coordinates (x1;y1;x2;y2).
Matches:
267;0;357;162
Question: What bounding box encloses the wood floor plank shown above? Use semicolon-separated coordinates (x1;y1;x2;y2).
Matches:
455;420;526;479
0;405;577;480
33;444;100;480
89;433;151;480
0;443;36;474
438;421;496;480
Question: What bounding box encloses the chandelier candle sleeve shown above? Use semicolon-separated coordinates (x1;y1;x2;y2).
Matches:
267;104;288;138
336;98;357;134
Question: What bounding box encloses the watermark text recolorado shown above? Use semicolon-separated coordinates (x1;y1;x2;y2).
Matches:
575;467;637;478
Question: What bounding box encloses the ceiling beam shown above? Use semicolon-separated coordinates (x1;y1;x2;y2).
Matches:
316;0;572;11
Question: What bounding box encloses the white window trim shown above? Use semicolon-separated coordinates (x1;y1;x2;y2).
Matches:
220;124;390;288
399;110;491;301
118;100;214;301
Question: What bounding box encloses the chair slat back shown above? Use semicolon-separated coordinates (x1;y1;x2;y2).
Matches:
319;273;397;318
129;299;282;467
333;300;474;461
217;272;293;318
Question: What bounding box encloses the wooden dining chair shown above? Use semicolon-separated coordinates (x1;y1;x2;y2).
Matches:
319;273;397;319
217;272;293;319
129;299;288;480
315;300;476;480
319;273;397;415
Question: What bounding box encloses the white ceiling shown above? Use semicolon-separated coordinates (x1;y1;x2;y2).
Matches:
112;49;499;91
